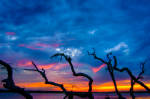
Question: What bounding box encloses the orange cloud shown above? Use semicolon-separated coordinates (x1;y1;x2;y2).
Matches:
17;61;57;70
92;64;106;73
38;63;57;69
17;60;85;71
17;59;32;67
17;60;69;70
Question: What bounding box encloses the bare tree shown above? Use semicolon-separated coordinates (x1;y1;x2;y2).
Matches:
113;56;150;99
24;61;73;99
51;53;94;99
0;60;33;99
88;49;125;99
88;48;150;99
129;61;145;99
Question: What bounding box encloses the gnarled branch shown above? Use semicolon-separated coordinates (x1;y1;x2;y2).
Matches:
0;60;33;99
113;56;150;92
26;61;70;99
88;50;125;99
113;56;150;99
51;53;94;99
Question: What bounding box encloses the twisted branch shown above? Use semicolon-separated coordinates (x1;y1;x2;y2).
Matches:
113;56;150;93
51;53;94;99
25;61;70;99
0;60;33;99
114;56;149;99
88;50;125;99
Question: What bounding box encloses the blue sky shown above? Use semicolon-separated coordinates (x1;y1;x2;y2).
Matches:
0;0;150;91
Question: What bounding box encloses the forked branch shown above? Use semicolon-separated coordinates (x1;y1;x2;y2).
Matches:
113;56;150;93
25;61;69;99
0;60;33;99
51;53;94;99
88;49;125;99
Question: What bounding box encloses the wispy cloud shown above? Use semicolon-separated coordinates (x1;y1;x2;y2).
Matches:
105;42;129;54
92;64;106;73
5;32;16;35
55;47;82;57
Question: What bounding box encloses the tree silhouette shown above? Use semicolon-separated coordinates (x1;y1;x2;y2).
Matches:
24;61;73;99
129;61;145;99
88;49;150;99
0;60;33;99
25;60;94;99
88;49;125;99
113;56;150;99
51;53;94;99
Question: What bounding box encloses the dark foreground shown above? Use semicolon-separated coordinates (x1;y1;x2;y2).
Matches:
0;92;150;99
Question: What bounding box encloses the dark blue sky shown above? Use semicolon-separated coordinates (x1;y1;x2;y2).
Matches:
0;0;150;91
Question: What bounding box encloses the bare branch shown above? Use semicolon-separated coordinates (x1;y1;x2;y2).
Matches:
88;49;107;64
0;60;33;99
114;63;150;92
27;61;70;98
51;53;94;99
88;51;125;99
106;52;112;63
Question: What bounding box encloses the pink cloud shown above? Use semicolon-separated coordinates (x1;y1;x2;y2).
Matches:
92;64;106;73
18;43;63;51
53;63;68;70
18;44;44;50
5;32;16;35
36;43;63;48
17;59;33;67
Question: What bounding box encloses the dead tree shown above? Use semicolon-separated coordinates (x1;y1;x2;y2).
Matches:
129;61;145;99
129;62;145;99
88;49;125;99
113;56;150;99
0;60;33;99
25;61;72;99
51;53;94;99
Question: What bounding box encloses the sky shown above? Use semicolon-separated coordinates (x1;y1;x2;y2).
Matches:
0;0;150;92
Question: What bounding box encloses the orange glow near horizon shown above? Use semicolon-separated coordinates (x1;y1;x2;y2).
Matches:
92;64;106;73
94;80;150;92
12;80;150;92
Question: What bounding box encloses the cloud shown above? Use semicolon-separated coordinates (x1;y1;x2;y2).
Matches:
5;32;16;35
6;35;18;41
0;0;150;91
88;30;96;35
18;42;62;51
92;64;106;73
105;42;129;54
55;47;82;57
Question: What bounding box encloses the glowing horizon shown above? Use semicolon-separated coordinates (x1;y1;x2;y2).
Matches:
0;79;146;92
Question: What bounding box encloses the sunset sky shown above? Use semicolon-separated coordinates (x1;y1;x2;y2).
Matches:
0;0;150;92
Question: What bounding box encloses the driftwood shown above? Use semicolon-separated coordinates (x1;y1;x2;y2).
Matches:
25;61;94;99
88;48;150;99
25;61;72;99
129;62;145;99
0;60;33;99
113;56;149;99
88;49;125;99
51;53;94;99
